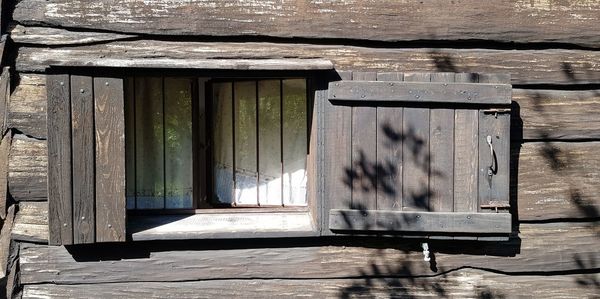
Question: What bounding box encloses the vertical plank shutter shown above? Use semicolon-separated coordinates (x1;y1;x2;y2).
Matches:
323;72;512;239
47;73;126;245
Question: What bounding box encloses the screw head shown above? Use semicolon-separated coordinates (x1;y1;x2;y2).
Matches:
105;82;109;86
60;82;64;86
81;216;85;220
80;89;85;93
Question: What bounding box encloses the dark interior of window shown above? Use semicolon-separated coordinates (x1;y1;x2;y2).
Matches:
124;77;310;211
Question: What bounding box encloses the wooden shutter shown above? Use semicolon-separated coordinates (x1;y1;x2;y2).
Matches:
47;73;126;245
322;72;512;239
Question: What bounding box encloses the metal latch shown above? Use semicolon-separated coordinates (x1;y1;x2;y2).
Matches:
482;108;511;118
480;201;510;213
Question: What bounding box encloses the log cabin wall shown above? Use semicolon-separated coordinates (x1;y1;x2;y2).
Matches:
0;0;599;298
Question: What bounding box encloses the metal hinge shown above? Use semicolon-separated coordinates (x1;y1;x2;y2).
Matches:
480;201;510;213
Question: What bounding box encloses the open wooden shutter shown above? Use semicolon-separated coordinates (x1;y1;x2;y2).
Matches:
47;73;126;245
322;72;512;240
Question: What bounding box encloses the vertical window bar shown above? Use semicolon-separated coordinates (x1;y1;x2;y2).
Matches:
231;81;236;206
255;80;260;207
133;76;137;210
279;79;284;207
162;77;166;210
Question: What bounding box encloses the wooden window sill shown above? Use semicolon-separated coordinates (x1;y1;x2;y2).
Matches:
128;212;318;241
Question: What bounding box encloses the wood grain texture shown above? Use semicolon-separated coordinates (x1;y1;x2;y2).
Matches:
350;72;377;210
8;134;47;202
375;72;403;210
328;82;511;104
0;205;15;278
0;133;10;220
8;74;46;139
94;77;126;242
21;271;600;299
12;0;600;47
70;75;94;244
514;89;600;140
0;67;9;137
14;42;600;85
45;75;71;245
402;73;431;211
516;142;600;220
322;71;352;235
11;24;136;45
329;209;511;234
429;73;455;212
18;222;600;285
11;201;48;244
453;74;479;213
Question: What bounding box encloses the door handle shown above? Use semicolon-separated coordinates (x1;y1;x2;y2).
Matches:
486;135;496;177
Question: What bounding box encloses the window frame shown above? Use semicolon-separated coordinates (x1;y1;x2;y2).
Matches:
116;68;323;240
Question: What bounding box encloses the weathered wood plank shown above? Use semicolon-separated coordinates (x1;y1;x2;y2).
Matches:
479;112;511;209
15;42;600;85
18;222;600;285
0;205;14;278
13;1;600;47
8;74;46;139
329;82;511;105
375;72;403;210
402;73;431;211
516;142;600;220
11;201;48;244
0;133;11;220
514;89;600;140
329;209;511;234
8;134;47;202
429;73;455;212
322;71;352;235
45;75;71;245
94;77;126;242
20;271;600;299
0;67;10;136
70;75;94;244
453;74;479;213
350;72;377;210
10;24;136;45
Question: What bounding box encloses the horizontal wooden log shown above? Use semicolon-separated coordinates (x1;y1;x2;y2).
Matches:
513;89;600;140
328;82;511;105
329;210;512;234
516;142;600;220
9;74;600;141
8;74;46;139
10;24;135;45
11;201;47;243
19;222;599;285
6;132;600;220
12;0;600;47
8;134;46;201
21;271;600;299
14;41;600;85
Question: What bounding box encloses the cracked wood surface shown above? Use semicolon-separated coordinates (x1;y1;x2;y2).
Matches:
12;0;600;47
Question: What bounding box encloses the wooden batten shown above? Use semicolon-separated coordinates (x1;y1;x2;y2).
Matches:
328;81;512;105
328;209;512;234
